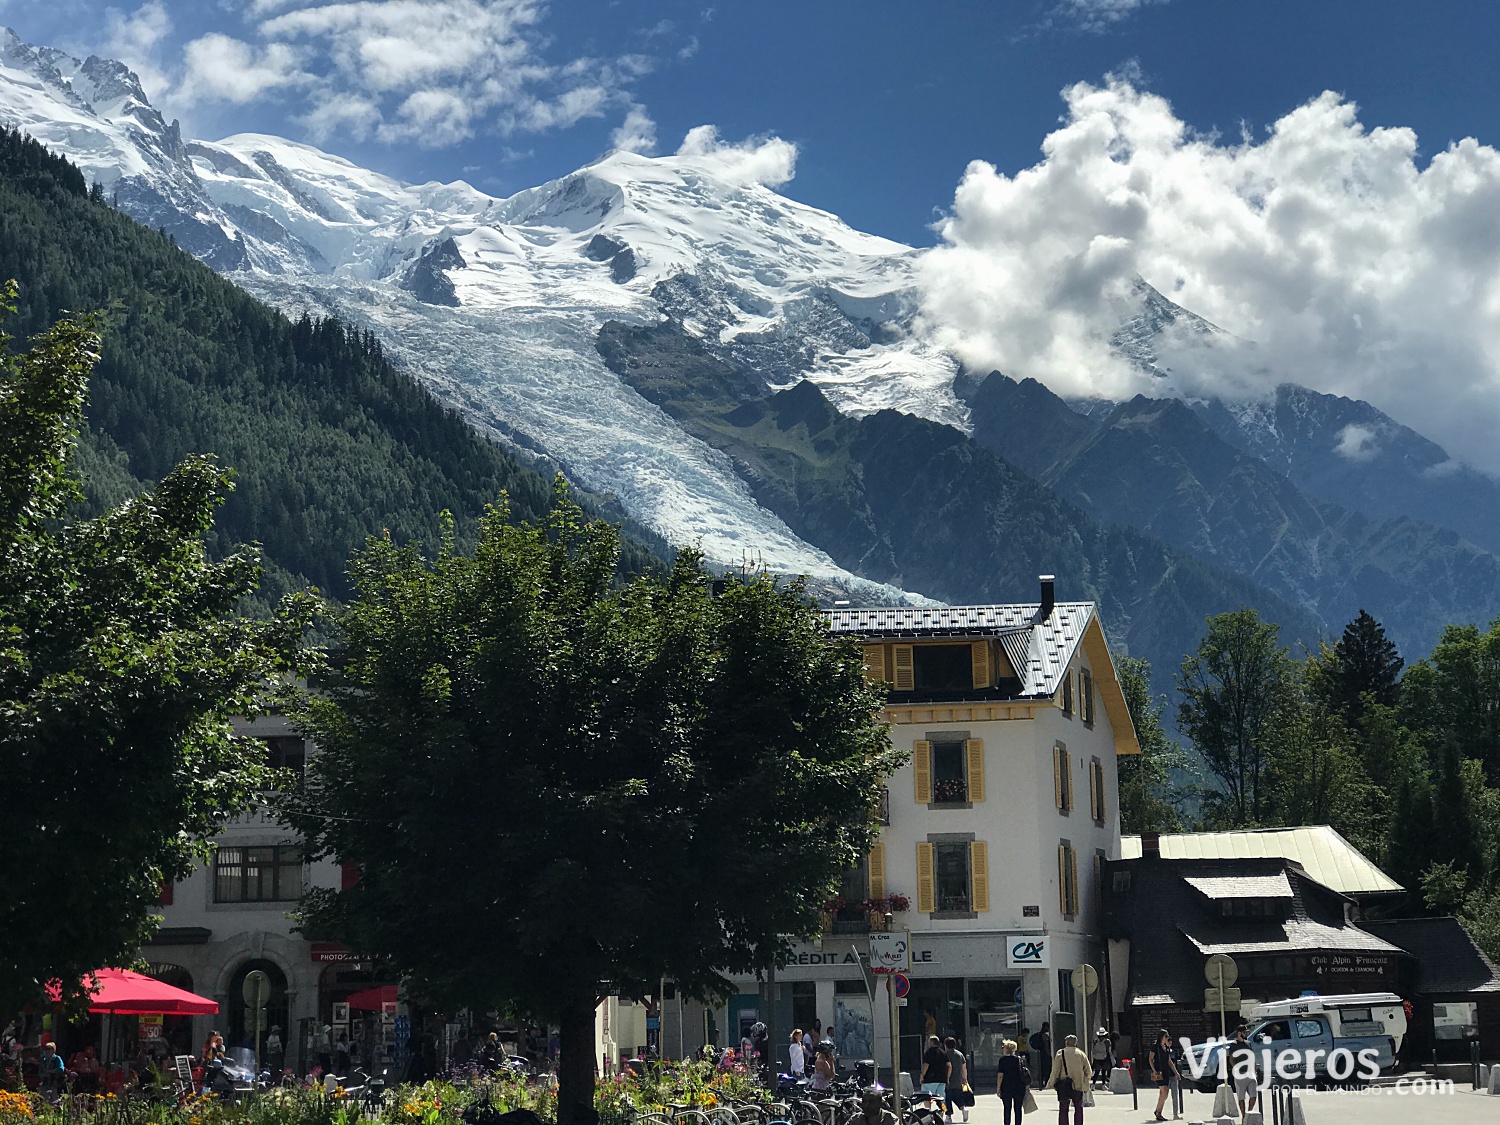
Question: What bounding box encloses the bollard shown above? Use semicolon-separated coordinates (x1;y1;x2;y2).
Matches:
1108;1066;1133;1094
1216;1116;1235;1125
1488;1063;1500;1095
1211;1082;1232;1118
1245;1112;1264;1125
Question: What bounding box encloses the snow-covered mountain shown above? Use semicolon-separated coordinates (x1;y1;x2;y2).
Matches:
0;29;972;599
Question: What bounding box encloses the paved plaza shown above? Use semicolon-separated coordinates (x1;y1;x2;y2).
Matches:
958;1081;1495;1125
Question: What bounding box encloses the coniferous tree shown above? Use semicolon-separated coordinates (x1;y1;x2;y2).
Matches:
1322;610;1404;723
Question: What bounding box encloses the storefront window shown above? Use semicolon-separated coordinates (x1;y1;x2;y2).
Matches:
967;979;1023;1075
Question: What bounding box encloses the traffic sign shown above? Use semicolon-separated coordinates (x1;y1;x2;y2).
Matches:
1071;965;1098;996
1204;954;1239;987
892;973;911;999
869;931;909;973
1204;987;1243;1012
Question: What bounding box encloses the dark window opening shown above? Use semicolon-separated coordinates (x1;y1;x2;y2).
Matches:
934;843;971;912
834;858;870;932
931;740;967;803
263;736;306;781
214;844;302;903
913;645;973;693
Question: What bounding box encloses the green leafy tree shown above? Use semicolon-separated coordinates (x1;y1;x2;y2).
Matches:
1177;609;1293;826
1115;654;1188;832
1402;620;1500;785
0;286;311;1015
1264;685;1376;852
287;487;899;1125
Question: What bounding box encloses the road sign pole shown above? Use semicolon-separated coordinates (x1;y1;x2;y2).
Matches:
1218;962;1226;1042
887;973;901;1122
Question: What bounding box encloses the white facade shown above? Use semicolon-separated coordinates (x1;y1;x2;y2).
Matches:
144;712;352;1073
720;594;1135;1085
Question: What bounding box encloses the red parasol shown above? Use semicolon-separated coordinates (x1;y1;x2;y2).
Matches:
47;968;219;1015
345;985;398;1011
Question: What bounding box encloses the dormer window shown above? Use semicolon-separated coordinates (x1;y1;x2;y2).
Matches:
1218;898;1280;919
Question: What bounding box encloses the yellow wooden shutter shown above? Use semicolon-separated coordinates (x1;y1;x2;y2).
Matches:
1093;760;1106;822
916;842;936;914
969;840;990;912
863;644;887;684
1062;748;1073;810
1088;759;1099;822
913;740;933;803
1053;745;1065;809
965;739;985;803
893;644;915;691
970;641;991;689
868;842;886;900
1070;847;1080;915
1057;844;1068;913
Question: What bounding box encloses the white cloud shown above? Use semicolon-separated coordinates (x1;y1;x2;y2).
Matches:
610;104;656;154
1334;424;1379;462
678;35;699;60
1050;0;1167;33
676;125;796;187
918;75;1500;473
178;33;310;104
91;0;648;147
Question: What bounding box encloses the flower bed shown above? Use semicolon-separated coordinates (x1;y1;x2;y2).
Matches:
1;1061;768;1125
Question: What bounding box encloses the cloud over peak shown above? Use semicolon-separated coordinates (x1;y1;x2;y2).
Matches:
918;75;1500;474
675;125;796;187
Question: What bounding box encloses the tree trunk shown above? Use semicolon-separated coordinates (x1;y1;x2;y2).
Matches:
557;994;599;1125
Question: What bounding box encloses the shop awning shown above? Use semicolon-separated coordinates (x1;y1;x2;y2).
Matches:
48;968;219;1015
346;985;398;1011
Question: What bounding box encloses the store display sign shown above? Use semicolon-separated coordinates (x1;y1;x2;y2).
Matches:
1005;935;1050;969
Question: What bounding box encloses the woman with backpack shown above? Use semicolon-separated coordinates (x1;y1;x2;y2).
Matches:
995;1039;1030;1125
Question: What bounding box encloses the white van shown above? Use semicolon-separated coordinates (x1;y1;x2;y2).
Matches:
1248;992;1407;1053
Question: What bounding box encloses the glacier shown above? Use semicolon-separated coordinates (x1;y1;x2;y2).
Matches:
0;28;974;601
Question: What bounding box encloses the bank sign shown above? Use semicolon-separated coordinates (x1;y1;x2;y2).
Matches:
1005;935;1050;969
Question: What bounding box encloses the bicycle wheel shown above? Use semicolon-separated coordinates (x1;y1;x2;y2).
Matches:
675;1110;712;1125
706;1106;740;1125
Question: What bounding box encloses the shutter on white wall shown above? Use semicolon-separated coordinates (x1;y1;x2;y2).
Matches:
863;644;887;684
970;840;990;912
970;641;991;689
965;739;985;803
913;741;933;803
868;842;886;900
916;842;936;914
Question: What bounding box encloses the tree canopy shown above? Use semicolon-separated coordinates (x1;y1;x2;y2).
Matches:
0;286;311;1015
1115;654;1187;833
287;489;899;1124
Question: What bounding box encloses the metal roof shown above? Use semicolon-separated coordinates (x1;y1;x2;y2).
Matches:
1360;917;1500;995
824;602;1095;699
1182;872;1294;900
1119;827;1403;897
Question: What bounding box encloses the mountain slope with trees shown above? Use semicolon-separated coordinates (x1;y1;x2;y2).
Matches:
0;126;657;603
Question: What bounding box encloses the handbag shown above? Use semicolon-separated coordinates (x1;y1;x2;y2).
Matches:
956;1084;976;1108
1022;1089;1038;1114
1053;1053;1074;1098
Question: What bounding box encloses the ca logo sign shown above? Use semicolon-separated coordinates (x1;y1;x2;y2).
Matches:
1011;940;1046;964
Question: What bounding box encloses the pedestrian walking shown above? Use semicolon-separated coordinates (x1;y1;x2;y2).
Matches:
788;1029;806;1077
1029;1023;1052;1088
1228;1027;1258;1120
995;1039;1030;1125
1045;1034;1090;1125
1148;1028;1181;1123
920;1034;950;1107
1089;1028;1111;1086
943;1036;970;1123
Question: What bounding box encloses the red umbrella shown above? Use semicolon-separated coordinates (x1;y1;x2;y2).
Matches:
47;968;219;1015
345;985;398;1011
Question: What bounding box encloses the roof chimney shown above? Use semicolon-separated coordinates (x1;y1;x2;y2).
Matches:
1038;574;1055;620
1141;830;1161;858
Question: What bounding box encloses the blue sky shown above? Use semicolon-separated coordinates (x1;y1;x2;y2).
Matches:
5;0;1500;246
12;0;1500;467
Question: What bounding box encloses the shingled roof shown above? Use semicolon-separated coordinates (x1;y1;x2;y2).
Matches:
1359;917;1500;995
824;601;1095;700
1120;827;1403;897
